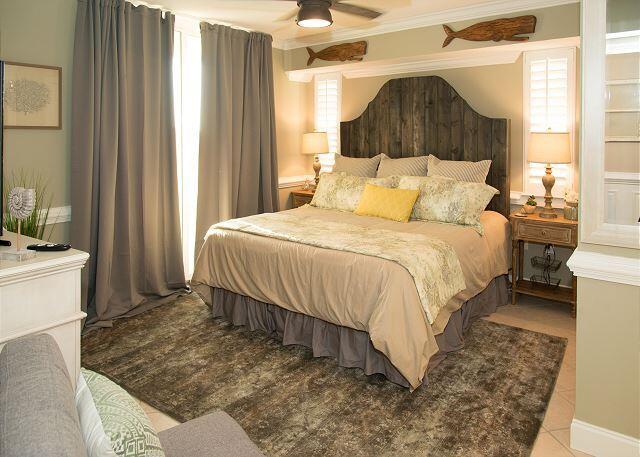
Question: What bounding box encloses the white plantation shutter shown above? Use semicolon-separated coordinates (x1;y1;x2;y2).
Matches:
314;73;342;171
523;48;576;197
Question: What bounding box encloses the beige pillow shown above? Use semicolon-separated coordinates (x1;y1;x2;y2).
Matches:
311;173;396;212
376;154;429;178
332;154;381;177
397;175;498;234
427;155;491;183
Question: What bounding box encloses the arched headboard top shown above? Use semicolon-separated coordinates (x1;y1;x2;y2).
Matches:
340;76;510;217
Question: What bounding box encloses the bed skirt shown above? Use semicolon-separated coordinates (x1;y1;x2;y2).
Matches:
198;275;509;388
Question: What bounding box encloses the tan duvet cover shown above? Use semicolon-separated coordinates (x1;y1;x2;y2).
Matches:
191;206;510;389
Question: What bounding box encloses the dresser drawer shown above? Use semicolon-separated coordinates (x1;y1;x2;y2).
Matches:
516;222;574;245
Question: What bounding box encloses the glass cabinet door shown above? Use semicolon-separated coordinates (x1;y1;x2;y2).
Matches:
603;0;639;226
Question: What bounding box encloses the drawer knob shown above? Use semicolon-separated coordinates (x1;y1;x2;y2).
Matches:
541;229;548;236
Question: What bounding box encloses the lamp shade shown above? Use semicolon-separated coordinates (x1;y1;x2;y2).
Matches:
528;132;571;164
302;132;329;155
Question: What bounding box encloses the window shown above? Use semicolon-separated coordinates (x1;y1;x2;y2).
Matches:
523;48;577;197
314;73;342;171
173;17;201;279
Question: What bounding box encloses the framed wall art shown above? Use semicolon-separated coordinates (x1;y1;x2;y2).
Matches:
2;61;61;129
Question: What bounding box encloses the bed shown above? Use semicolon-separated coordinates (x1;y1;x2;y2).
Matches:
191;76;511;390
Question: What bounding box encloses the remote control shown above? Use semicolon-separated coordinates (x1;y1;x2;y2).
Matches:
27;243;71;252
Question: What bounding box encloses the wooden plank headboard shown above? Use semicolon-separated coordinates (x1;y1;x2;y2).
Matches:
340;76;511;217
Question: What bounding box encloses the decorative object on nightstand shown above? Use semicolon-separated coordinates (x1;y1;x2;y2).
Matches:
563;189;578;221
510;209;578;317
528;131;571;219
301;131;329;188
291;189;315;208
522;195;537;214
1;187;36;261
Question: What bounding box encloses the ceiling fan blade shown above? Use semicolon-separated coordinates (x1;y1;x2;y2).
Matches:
330;2;381;19
276;8;299;22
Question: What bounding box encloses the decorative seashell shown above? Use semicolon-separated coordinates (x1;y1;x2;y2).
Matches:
8;187;36;220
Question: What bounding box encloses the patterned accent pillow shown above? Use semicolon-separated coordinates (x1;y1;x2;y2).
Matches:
376;154;428;177
398;175;498;234
81;368;165;457
427;155;491;183
311;173;396;212
332;154;381;177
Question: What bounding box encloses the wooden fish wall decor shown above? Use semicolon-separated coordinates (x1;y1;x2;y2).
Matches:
306;41;367;66
442;15;537;47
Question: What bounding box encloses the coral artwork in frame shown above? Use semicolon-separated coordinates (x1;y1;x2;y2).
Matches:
2;61;61;129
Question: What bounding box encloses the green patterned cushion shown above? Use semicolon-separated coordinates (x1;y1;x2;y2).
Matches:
81;368;165;457
310;172;397;212
398;175;498;234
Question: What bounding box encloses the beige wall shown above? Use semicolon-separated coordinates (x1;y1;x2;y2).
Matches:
575;275;640;439
0;0;75;243
286;3;580;71
273;48;314;179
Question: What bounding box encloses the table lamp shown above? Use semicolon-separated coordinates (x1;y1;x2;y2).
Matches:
302;131;329;188
528;131;571;219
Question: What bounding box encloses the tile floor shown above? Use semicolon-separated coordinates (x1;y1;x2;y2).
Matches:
138;294;589;456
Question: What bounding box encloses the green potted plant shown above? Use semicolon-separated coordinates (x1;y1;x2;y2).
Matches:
523;195;537;214
3;170;56;240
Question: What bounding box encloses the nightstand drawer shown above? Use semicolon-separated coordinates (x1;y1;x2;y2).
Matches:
516;222;573;244
292;193;314;208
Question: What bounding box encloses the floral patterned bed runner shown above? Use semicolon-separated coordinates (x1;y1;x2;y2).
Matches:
211;212;466;324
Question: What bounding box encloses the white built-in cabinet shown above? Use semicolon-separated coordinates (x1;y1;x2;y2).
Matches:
0;231;89;388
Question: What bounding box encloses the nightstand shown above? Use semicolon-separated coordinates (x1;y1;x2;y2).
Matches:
291;189;314;208
510;210;578;317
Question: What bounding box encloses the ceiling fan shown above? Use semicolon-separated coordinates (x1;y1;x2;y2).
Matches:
277;0;382;28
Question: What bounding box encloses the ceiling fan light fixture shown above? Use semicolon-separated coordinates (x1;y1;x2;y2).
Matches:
296;0;333;28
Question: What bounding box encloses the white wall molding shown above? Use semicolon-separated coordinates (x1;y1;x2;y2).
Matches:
40;206;71;225
276;0;578;50
278;175;315;189
604;172;640;225
571;419;640;457
605;171;640;185
287;37;580;82
510;191;566;209
567;249;640;286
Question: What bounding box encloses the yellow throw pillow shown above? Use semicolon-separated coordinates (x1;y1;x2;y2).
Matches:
354;184;420;223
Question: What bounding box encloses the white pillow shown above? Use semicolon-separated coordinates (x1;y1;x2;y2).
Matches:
75;372;118;457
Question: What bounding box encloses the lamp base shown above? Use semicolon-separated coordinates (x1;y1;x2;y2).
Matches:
539;164;558;219
313;155;321;187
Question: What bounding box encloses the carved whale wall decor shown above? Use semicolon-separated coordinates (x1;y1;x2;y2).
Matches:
306;41;368;66
442;15;537;47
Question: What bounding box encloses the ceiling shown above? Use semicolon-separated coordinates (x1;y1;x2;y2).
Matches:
156;0;521;44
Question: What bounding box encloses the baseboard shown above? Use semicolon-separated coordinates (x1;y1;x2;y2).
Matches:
571;419;640;457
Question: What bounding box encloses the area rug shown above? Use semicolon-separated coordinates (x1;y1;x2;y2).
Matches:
82;293;566;457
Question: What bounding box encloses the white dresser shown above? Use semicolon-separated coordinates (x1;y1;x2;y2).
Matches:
0;231;89;387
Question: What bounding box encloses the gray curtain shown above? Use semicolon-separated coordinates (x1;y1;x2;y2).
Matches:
195;23;279;255
71;0;187;327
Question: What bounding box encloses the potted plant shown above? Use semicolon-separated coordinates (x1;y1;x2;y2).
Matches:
523;195;537;214
3;170;56;240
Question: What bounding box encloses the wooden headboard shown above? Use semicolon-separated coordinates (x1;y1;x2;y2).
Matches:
340;76;510;217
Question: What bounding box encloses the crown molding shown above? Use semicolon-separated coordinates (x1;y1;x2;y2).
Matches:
286;36;580;82
274;0;578;50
